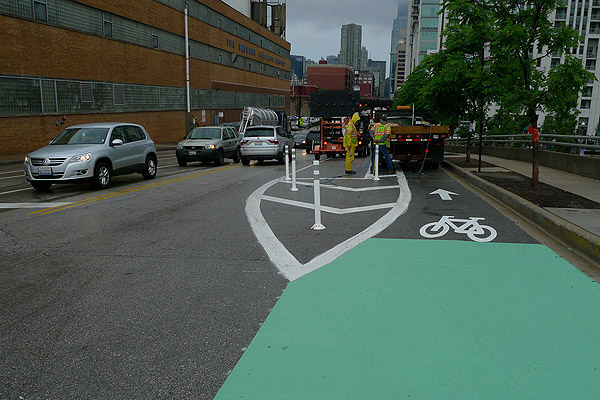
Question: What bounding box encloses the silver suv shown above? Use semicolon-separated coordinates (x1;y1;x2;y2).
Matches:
24;122;157;191
240;126;293;165
176;126;241;166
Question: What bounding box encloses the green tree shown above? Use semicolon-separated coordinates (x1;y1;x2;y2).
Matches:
469;0;592;189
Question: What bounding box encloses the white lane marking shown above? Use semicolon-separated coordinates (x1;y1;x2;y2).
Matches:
0;175;25;180
0;187;32;195
0;202;72;209
420;216;497;242
429;189;459;201
246;170;411;281
0;170;23;175
263;195;396;214
287;180;398;192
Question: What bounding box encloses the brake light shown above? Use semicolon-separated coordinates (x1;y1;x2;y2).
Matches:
407;135;411;138
358;140;362;145
241;140;249;145
416;135;420;138
425;149;429;153
268;140;279;144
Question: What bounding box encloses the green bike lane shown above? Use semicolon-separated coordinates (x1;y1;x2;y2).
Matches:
216;239;600;399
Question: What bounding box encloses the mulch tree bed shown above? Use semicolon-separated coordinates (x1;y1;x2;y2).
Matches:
447;158;600;209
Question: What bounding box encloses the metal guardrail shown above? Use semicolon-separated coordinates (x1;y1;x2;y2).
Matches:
447;134;600;152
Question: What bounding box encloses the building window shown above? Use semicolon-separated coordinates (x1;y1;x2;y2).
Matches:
80;83;93;103
152;34;159;49
584;86;593;97
103;13;113;38
218;18;222;29
218;54;223;64
235;26;238;35
249;33;252;41
586;59;596;70
113;84;125;105
33;0;47;22
581;99;592;109
248;63;252;71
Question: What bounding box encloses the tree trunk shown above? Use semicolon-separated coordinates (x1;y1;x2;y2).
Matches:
530;111;540;191
466;130;472;163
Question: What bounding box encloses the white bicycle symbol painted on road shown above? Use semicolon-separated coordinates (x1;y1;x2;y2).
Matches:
420;216;497;242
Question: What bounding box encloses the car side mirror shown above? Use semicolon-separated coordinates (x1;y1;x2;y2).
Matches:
111;138;124;147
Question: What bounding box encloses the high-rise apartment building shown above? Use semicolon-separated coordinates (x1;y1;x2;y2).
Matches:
393;39;408;96
541;2;600;134
340;23;362;70
390;1;409;93
406;1;447;75
291;55;306;81
367;59;387;98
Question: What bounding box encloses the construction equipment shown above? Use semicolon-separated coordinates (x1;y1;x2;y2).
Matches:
239;107;279;136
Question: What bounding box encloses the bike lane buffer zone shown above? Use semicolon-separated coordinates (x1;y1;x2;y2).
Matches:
216;238;600;399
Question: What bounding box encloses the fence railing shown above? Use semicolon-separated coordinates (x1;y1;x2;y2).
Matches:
447;134;600;153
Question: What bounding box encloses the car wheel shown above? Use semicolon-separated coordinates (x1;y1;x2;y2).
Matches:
215;149;224;166
306;148;311;154
31;181;52;191
93;161;111;189
177;157;187;167
232;147;241;163
242;157;250;166
142;155;157;179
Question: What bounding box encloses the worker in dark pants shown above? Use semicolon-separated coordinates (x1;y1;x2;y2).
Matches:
370;114;395;174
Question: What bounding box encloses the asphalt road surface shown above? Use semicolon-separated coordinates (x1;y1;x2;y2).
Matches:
1;149;594;399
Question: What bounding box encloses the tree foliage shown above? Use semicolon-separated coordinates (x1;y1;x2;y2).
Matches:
395;0;594;189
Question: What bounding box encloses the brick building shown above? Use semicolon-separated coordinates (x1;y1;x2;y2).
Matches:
0;0;291;154
306;64;354;91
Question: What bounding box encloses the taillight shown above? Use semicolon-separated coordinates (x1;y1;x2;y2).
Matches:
241;140;249;145
268;140;279;144
358;140;362;145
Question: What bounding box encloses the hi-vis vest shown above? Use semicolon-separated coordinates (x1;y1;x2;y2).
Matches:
373;123;390;148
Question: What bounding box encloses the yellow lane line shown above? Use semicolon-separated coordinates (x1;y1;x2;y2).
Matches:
29;164;240;216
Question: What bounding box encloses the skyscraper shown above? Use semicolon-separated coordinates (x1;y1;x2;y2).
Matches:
390;1;409;96
340;23;362;70
406;1;447;74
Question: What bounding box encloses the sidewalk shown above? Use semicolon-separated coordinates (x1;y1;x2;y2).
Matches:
444;153;600;263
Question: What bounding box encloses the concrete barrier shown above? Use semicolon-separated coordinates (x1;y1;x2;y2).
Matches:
446;145;600;180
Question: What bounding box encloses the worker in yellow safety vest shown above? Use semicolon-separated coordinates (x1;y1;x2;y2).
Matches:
370;114;395;174
344;112;361;174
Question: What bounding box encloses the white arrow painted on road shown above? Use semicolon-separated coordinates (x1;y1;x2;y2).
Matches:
429;189;459;201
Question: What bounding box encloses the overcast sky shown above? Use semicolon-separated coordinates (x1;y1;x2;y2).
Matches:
286;0;408;65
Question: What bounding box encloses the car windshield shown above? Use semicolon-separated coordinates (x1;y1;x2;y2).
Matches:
294;132;308;140
244;128;275;138
51;128;109;145
188;128;221;140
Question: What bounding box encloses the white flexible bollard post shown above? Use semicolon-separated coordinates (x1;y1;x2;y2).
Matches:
311;160;325;230
373;144;381;181
290;148;298;191
284;144;291;181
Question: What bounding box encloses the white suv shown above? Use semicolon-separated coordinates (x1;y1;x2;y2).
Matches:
240;126;293;165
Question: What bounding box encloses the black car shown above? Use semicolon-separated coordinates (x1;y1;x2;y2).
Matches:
305;130;321;154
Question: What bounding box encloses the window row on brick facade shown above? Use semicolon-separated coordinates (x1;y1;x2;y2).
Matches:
0;0;289;80
0;75;286;117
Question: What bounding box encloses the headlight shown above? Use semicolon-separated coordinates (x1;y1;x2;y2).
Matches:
70;153;92;163
205;144;216;149
177;144;183;150
24;155;30;164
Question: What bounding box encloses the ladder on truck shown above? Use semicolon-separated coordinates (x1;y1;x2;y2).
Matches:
240;107;254;136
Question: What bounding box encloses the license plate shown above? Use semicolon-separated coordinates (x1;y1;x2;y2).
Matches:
332;146;337;149
254;142;263;146
38;167;52;175
189;150;196;155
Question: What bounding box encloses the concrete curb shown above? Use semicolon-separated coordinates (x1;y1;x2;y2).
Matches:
443;161;600;264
